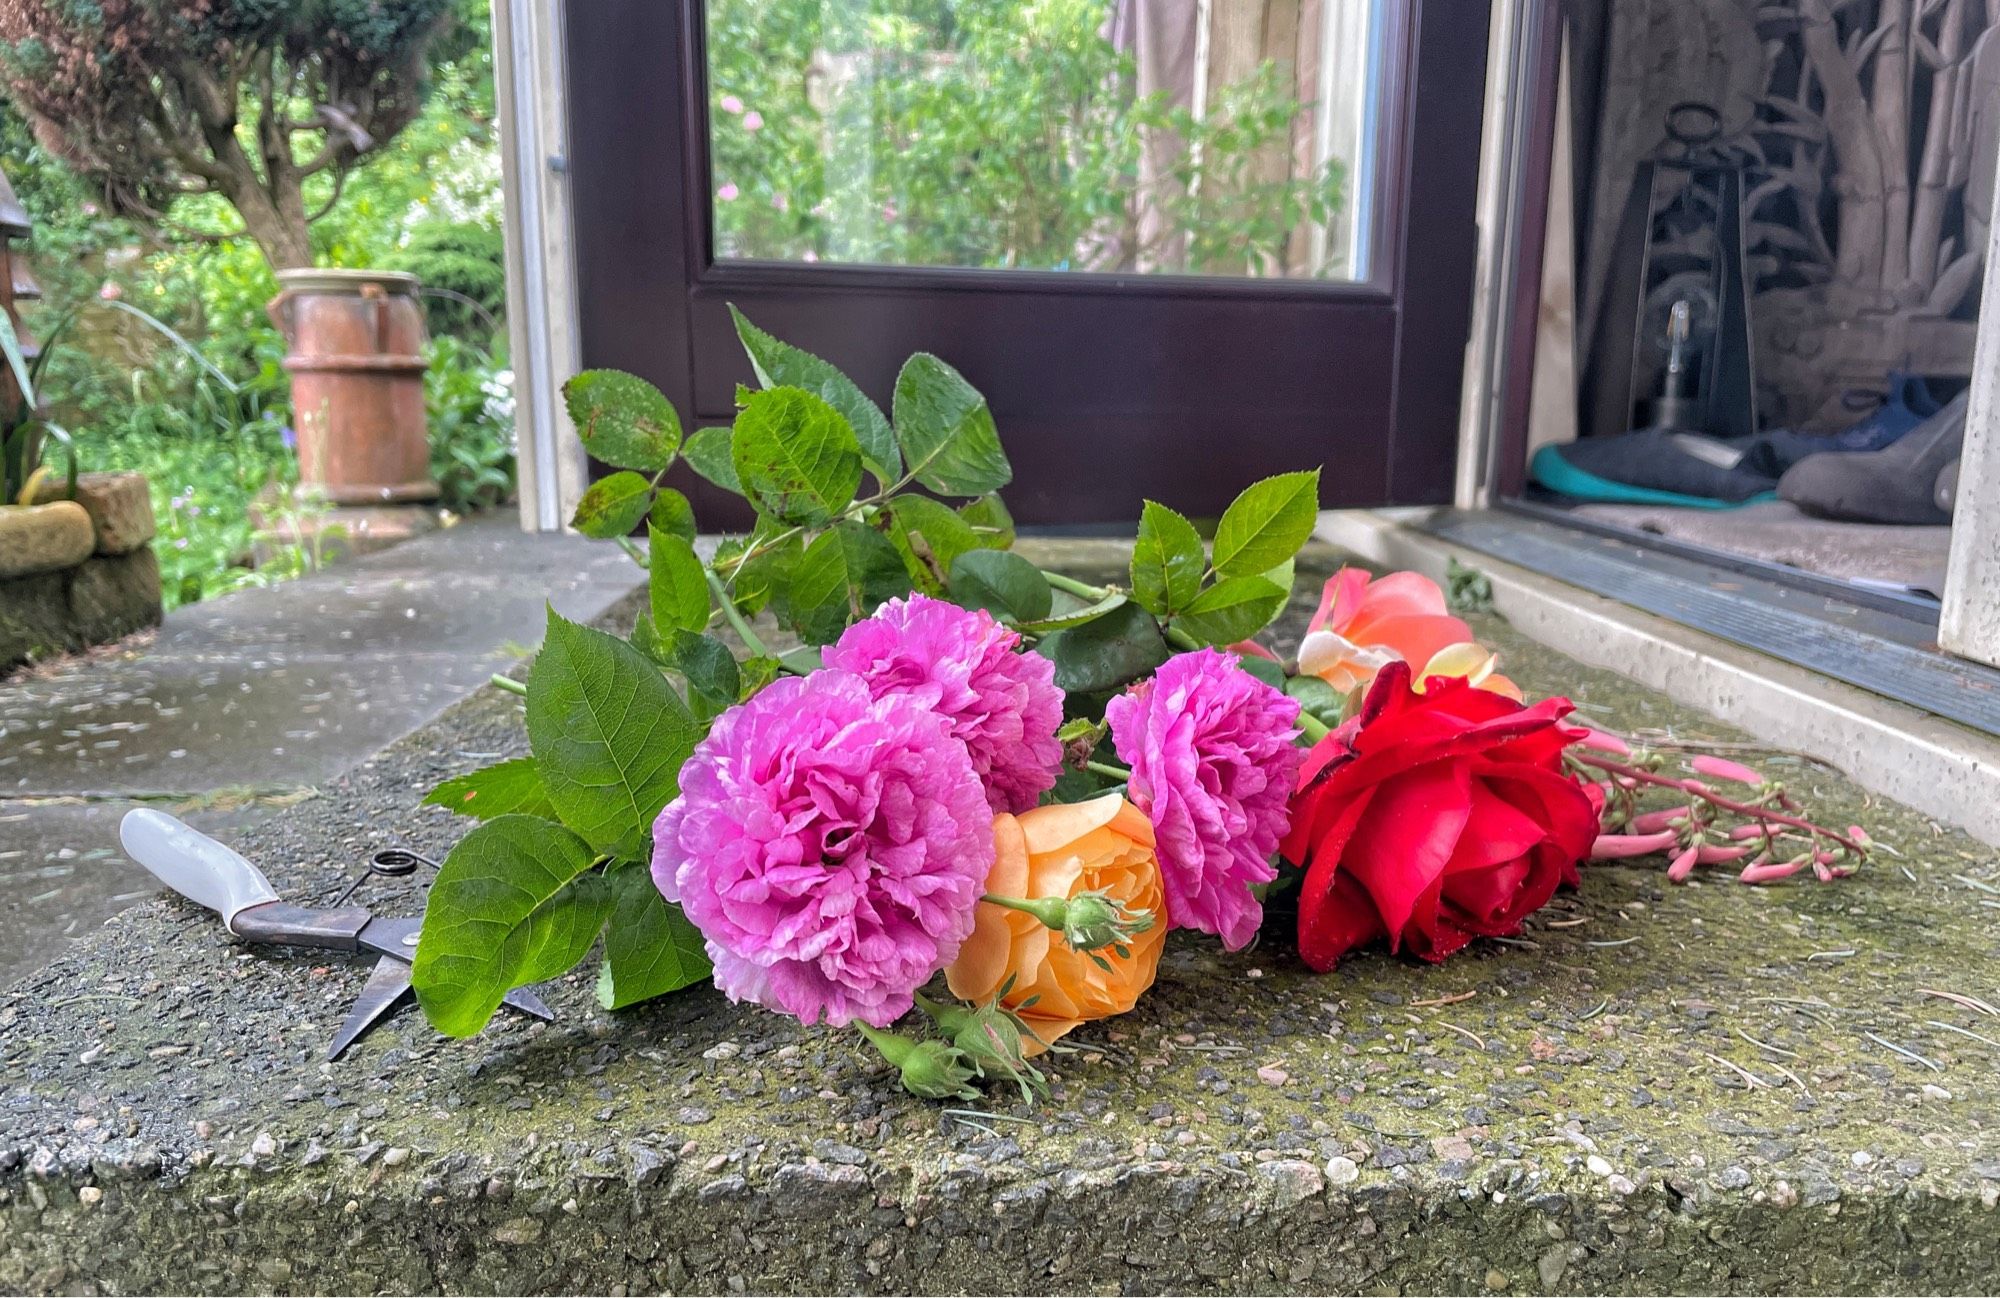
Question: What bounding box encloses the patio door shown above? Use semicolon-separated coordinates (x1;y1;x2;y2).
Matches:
563;0;1489;523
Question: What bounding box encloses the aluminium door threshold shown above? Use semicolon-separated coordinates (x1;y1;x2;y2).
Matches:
1317;506;2000;848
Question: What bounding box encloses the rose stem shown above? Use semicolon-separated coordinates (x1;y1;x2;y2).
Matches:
1570;753;1866;856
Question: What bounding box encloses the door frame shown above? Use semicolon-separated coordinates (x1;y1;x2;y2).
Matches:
542;0;1490;525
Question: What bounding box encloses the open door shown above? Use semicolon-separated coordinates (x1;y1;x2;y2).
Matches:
562;0;1490;524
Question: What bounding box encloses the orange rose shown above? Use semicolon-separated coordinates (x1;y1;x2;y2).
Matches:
1297;567;1520;700
945;794;1167;1052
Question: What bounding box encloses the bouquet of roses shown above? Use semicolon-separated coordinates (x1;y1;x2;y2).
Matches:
409;311;1869;1101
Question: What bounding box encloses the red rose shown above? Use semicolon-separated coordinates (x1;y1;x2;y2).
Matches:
1280;662;1599;969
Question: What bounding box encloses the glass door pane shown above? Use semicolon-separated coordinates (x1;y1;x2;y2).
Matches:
704;0;1386;281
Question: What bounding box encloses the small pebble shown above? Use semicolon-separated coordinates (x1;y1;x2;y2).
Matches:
382;1146;410;1167
1850;1151;1872;1168
249;1132;277;1158
1585;1154;1613;1177
78;1186;103;1207
1324;1155;1360;1186
1256;1066;1289;1088
1922;1083;1954;1101
1485;1268;1510;1290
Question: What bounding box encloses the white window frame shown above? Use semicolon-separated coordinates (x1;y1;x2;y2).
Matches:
495;0;587;533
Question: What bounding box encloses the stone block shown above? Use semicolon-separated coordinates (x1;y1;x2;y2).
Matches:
0;568;71;668
66;546;162;643
0;501;92;579
32;471;156;554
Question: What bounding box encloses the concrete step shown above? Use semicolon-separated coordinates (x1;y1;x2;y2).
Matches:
1;541;1996;1293
0;516;642;985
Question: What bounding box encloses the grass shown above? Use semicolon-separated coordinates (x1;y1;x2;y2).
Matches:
92;423;310;611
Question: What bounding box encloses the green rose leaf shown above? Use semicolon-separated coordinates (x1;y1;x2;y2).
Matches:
724;525;802;618
959;493;1016;549
597;864;713;1010
649;527;710;635
649;487;698;543
1284;673;1347;726
729;305;900;486
837;519;916;609
423;756;558;822
526;609;699;854
1015;590;1127;634
949;548;1052;624
1036;600;1169;695
1130;500;1206;615
738;655;782;698
563;369;682;472
570;471;653;539
788;528;852;646
889;494;981;586
1211;470;1321;578
683;426;741;494
1235;651;1288;691
1174;573;1289;646
731;387;864;526
413;815;614;1037
668;629;741;716
892;353;1012;496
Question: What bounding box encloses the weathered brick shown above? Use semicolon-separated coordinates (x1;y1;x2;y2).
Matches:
67;547;162;643
32;471;156;555
0;500;92;579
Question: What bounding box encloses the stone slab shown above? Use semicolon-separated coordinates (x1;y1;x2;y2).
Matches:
3;543;1999;1293
0;515;643;983
31;473;156;556
0;502;92;580
0;800;269;982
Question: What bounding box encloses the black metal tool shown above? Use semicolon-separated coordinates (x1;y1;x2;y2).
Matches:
119;809;552;1060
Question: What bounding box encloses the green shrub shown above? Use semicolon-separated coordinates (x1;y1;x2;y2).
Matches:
426;335;516;514
394;220;507;344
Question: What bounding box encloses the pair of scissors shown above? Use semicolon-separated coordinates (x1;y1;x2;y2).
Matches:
119;809;552;1060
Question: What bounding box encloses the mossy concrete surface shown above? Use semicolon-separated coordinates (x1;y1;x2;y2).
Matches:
3;541;1998;1295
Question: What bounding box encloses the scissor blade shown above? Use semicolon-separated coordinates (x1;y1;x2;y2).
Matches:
501;986;554;1020
358;915;554;1022
327;955;413;1061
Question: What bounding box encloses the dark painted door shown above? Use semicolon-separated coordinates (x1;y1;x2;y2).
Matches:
565;0;1490;523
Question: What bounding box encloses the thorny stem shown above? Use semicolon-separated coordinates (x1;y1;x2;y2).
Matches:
705;566;771;660
1572;752;1868;857
1041;570;1204;651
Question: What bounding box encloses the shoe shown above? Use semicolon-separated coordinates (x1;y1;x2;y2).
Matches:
1752;372;1943;473
1776;391;1967;525
1531;430;1780;508
1935;458;1960;516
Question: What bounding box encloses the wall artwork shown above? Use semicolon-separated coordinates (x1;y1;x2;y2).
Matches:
1578;0;2000;434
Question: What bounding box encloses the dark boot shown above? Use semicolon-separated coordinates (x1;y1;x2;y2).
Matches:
1776;391;1967;525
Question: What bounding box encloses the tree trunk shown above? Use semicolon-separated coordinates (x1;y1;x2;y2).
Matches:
215;160;314;271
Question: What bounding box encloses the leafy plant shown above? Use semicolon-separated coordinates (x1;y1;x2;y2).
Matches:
706;0;1346;278
410;308;1321;1034
0;0;458;272
425;335;516;514
392;220;507;344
